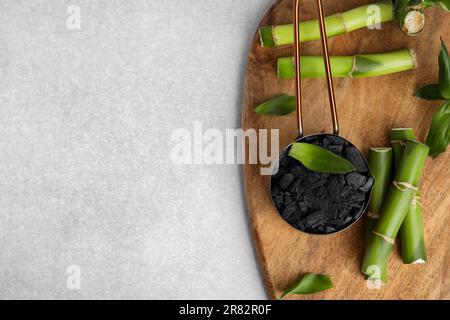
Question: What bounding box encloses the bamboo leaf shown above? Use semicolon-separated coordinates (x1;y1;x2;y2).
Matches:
289;143;356;174
438;0;450;11
439;38;450;99
254;95;295;116
414;84;444;100
426;101;450;157
422;0;438;8
423;0;450;10
280;273;333;299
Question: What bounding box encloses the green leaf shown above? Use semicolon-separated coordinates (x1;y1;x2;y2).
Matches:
254;95;295;116
289;143;356;174
422;0;438;8
438;0;450;11
439;38;450;99
280;273;333;299
422;0;450;10
426;101;450;157
414;84;445;100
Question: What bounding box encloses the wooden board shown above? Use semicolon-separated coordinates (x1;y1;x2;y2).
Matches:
242;0;450;300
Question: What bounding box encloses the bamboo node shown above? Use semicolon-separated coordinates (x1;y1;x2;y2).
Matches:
392;181;418;192
390;139;407;146
372;231;395;245
367;211;380;219
411;195;422;208
336;13;348;33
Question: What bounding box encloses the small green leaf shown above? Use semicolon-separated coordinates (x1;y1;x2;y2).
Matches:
422;0;438;9
414;84;444;100
439;38;450;99
280;273;333;299
438;0;450;11
426;101;450;157
254;95;295;116
289;143;356;174
422;0;450;10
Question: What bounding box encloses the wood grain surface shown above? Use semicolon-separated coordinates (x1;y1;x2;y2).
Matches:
242;0;450;300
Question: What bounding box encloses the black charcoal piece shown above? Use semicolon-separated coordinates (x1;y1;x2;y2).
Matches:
346;146;368;172
280;155;289;168
282;202;298;220
317;226;326;233
326;135;344;145
359;177;375;193
348;190;366;203
274;194;284;210
327;219;345;228
272;184;281;196
304;194;322;210
288;164;305;177
328;145;344;155
344;216;353;224
325;226;336;234
298;201;308;213
346;172;368;189
340;187;352;197
284;193;293;206
279;173;294;190
352;207;364;219
304;211;324;228
272;166;286;180
295;221;306;231
338;208;351;219
288;179;302;193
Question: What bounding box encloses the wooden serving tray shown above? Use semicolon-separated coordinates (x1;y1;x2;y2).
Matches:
242;0;450;300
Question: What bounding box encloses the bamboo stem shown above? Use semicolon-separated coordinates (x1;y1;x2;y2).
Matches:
366;148;393;238
260;2;395;47
390;128;427;264
277;50;416;79
362;140;429;282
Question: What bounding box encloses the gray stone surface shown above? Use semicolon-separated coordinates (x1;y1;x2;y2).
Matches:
0;0;271;299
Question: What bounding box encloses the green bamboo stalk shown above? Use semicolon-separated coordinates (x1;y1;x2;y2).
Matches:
366;148;393;238
391;128;416;171
390;128;427;264
259;2;395;48
277;49;416;79
361;140;429;283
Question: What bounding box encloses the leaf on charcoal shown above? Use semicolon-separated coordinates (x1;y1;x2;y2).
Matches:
439;37;450;99
280;273;333;299
426;101;450;157
414;84;444;100
289;143;356;174
254;95;295;116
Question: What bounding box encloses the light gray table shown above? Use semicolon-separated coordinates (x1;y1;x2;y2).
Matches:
0;0;273;299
